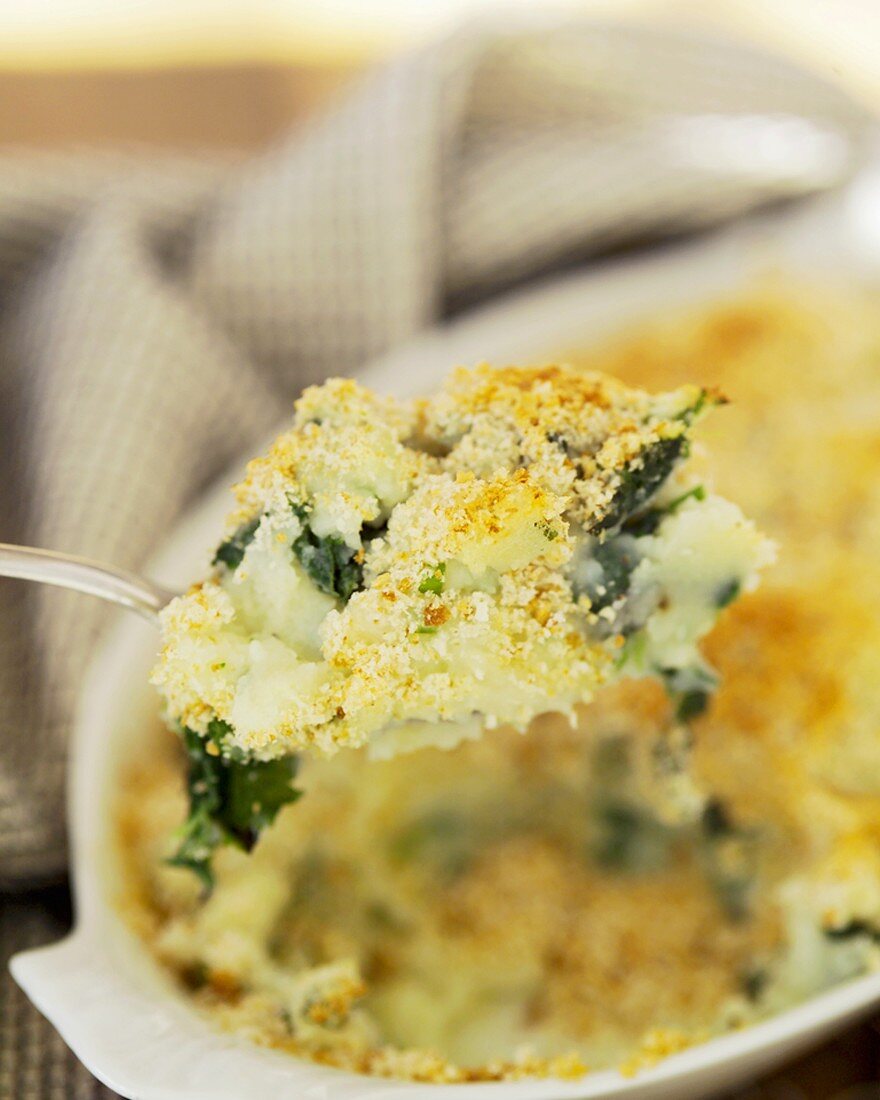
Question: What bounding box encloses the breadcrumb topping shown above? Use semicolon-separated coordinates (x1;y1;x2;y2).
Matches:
152;363;760;761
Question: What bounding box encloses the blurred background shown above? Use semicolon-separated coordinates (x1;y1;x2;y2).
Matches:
1;0;879;149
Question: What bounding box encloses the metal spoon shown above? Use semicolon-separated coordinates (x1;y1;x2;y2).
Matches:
0;543;175;622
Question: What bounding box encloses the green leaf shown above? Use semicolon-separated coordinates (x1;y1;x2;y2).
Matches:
699;796;759;922
596;435;687;533
167;804;228;893
225;756;303;846
593;799;674;873
213;517;261;571
676;387;723;425
168;722;301;892
660;664;718;726
290;501;364;601
714;578;741;609
595;388;715;533
824;920;880;942
675;688;711;723
701;798;735;838
621;485;704;538
583;537;641;612
740;967;768;1002
699;808;757;923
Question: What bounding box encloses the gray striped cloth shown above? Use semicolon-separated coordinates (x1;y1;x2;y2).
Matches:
0;18;872;1098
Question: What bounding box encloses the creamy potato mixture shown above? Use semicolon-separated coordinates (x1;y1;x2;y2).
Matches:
154;366;766;760
121;282;880;1082
152;363;769;883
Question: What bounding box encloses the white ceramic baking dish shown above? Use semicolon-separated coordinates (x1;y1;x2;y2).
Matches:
12;165;880;1100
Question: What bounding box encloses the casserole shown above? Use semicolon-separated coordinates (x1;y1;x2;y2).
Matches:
13;167;880;1099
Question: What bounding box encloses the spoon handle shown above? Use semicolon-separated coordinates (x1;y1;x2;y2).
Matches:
0;542;175;622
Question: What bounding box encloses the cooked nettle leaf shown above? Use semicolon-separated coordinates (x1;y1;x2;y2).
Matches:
594;799;675;873
714;577;741;609
595;388;718;533
677;388;726;425
658;664;718;726
706;844;756;922
596;435;687;533
823;920;880;943
675;689;711;723
622;484;707;538
168;719;302;891
740;967;769;1003
701;797;735;839
584;537;640;613
212;516;261;571
290;501;364;601
699;798;757;922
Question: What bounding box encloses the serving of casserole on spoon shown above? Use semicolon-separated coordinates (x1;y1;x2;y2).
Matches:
143;364;772;884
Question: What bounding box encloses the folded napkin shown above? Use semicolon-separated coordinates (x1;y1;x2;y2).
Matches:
0;18;872;1098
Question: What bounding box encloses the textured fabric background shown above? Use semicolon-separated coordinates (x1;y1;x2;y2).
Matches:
0;18;874;1098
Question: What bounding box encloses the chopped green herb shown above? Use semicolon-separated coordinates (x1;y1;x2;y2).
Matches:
666;484;707;512
213;516;261;571
536;520;560;541
615;629;647;670
415;625;438;635
290;501;363;601
168;720;301;892
418;563;446;595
